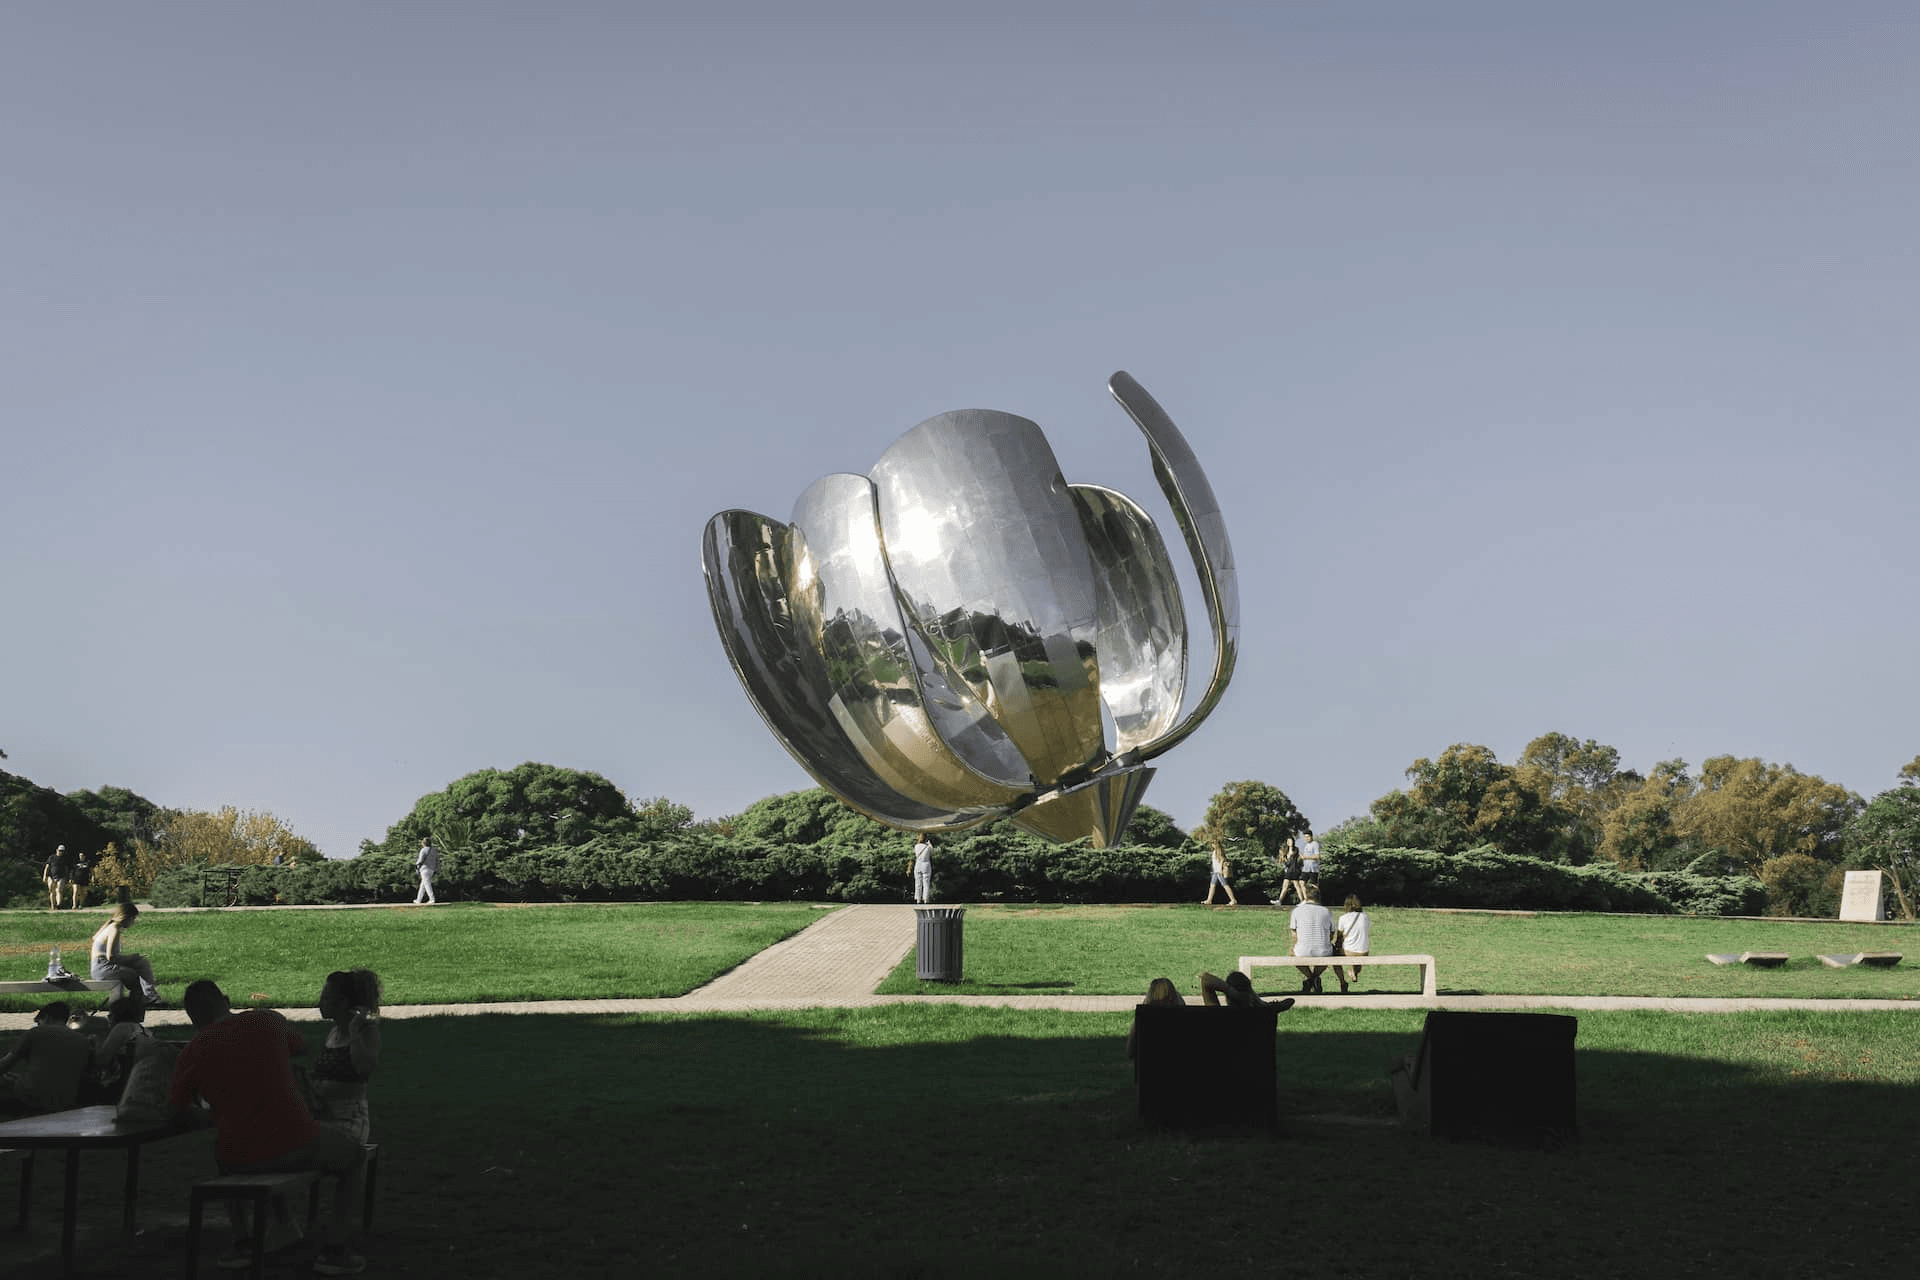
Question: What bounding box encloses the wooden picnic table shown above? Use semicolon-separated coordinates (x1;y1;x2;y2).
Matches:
0;1104;201;1276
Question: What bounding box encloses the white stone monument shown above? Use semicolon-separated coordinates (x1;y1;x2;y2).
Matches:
1839;870;1886;922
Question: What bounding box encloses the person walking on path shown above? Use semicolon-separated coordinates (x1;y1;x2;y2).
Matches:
1299;833;1322;887
170;980;370;1275
43;844;72;910
1203;841;1239;907
413;837;440;905
910;836;936;904
1273;838;1308;907
1289;888;1335;994
68;849;94;909
91;901;165;1007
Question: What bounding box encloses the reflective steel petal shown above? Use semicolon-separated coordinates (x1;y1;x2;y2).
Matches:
701;510;988;832
869;410;1107;789
704;372;1238;847
1069;484;1186;755
788;473;1028;814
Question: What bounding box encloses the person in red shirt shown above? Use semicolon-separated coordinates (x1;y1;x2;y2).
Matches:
169;980;368;1276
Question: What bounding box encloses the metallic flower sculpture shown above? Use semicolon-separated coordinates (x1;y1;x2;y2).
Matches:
702;372;1237;847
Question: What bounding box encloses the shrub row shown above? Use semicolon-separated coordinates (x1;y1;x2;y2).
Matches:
148;835;1768;916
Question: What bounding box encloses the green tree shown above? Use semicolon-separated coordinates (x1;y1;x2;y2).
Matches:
64;785;165;850
1599;759;1696;869
1;770;114;902
1368;744;1568;859
365;763;642;858
732;788;895;849
1670;756;1860;878
1121;804;1188;850
1196;780;1308;863
1851;772;1920;920
109;806;320;898
1515;732;1641;863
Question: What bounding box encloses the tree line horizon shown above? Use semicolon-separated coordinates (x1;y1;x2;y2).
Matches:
4;731;1917;918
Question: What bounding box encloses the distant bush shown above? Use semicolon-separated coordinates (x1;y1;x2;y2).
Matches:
1320;845;1765;916
142;829;1767;916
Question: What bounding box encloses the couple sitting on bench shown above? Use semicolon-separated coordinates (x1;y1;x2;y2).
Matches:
171;979;373;1276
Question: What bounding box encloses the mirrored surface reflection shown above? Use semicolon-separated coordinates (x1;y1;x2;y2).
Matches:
702;371;1238;847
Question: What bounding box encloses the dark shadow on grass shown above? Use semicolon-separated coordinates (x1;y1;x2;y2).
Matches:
37;1011;1919;1278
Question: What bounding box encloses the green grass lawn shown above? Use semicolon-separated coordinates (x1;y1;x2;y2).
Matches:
875;903;1920;999
24;1004;1920;1277
0;902;837;1012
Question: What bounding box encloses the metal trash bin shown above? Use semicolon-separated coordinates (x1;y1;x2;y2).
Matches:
914;907;965;982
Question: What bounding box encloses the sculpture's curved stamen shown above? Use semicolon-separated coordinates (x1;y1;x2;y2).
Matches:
1106;371;1239;760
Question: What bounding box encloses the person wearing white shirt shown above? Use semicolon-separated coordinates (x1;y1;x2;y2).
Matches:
1288;890;1335;994
910;836;936;903
1299;835;1322;883
1333;894;1372;994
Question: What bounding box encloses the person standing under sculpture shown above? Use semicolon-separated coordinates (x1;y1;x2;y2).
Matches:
910;836;935;904
44;844;72;910
413;837;440;905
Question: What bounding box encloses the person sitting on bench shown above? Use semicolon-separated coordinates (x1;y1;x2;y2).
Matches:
0;1001;93;1115
1289;888;1336;994
170;980;370;1276
90;902;165;1008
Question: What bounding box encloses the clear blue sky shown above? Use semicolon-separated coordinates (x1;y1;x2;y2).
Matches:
8;3;1916;858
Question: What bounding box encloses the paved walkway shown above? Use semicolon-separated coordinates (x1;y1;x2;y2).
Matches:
6;903;1916;1031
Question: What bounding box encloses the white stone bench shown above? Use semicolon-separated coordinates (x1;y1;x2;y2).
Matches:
1239;953;1438;999
1817;952;1904;969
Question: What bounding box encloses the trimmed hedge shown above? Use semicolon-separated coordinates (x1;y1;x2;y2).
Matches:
148;837;1768;916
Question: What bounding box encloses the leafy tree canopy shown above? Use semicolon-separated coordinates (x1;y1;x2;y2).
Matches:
732;788;898;848
1851;781;1920;920
65;785;164;848
365;763;643;857
2;770;114;870
1121;804;1188;850
1196;780;1307;861
1368;744;1567;860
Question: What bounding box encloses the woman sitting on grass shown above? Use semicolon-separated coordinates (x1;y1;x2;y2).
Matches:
311;969;383;1143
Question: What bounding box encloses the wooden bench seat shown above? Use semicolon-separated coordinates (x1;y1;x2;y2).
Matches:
1239;953;1438;998
184;1144;379;1278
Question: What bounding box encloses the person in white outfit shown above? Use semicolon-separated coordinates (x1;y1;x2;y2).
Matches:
1333;894;1372;993
414;838;441;905
910;836;935;903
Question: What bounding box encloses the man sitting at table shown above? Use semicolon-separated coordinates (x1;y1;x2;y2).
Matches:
169;979;369;1276
0;1001;93;1115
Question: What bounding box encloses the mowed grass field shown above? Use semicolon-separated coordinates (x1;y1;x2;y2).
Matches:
875;903;1920;999
0;902;837;1012
4;901;1919;1276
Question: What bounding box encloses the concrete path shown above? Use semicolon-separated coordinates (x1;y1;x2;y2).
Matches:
6;902;1917;1030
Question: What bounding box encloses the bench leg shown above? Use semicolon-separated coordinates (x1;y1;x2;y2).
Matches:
363;1144;379;1229
1422;962;1437;999
13;1149;32;1231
